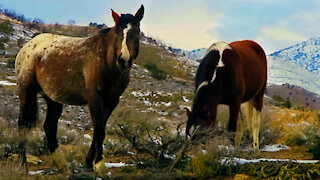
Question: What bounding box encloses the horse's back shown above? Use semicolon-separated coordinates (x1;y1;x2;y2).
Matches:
15;33;87;104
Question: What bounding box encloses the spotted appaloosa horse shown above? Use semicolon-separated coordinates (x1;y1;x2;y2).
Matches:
186;40;267;151
15;5;144;169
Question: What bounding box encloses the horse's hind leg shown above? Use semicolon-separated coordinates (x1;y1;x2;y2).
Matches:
42;96;67;169
251;88;265;151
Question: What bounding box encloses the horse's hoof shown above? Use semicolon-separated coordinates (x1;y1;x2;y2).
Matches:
93;160;106;174
51;150;68;170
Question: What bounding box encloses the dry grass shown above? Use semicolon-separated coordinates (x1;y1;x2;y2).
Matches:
0;160;33;180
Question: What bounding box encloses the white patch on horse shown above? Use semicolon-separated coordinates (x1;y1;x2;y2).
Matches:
121;23;132;61
204;42;231;83
195;81;209;97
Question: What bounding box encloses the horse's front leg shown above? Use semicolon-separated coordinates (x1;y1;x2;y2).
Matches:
85;94;104;168
86;94;119;169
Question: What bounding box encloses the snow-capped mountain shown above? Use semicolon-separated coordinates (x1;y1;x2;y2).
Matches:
267;37;320;95
267;55;320;95
171;48;207;61
269;37;320;74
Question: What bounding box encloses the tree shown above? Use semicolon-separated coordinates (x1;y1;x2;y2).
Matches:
68;19;76;25
33;18;44;24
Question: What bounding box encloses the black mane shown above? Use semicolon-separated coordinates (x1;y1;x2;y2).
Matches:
195;50;220;89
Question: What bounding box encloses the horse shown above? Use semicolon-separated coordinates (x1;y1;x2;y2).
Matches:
15;5;144;169
185;40;267;151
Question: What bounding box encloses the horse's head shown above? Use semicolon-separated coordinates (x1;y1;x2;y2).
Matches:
111;5;144;72
185;106;216;137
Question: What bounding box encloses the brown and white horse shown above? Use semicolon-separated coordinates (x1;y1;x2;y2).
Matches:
15;5;144;169
186;40;267;151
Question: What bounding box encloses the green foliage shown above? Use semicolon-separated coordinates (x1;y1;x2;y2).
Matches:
273;95;284;102
144;62;167;80
0;37;9;52
0;20;13;34
135;43;188;80
309;135;320;159
17;38;25;47
272;95;292;109
6;57;15;68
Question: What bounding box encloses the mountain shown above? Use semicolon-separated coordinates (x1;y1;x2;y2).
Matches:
269;37;320;74
267;37;320;95
170;48;207;61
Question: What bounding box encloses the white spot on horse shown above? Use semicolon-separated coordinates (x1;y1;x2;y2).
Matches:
120;24;132;61
204;42;231;83
195;81;209;97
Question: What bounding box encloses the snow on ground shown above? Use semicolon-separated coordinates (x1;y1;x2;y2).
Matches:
0;80;16;86
28;170;45;175
221;157;319;165
261;144;290;152
104;162;134;168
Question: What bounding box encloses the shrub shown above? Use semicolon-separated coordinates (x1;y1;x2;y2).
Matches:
0;20;13;34
272;95;292;109
6;57;15;68
144;62;167;80
308;135;320;159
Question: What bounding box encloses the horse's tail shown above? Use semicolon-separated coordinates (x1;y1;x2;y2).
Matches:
30;96;39;128
18;95;39;129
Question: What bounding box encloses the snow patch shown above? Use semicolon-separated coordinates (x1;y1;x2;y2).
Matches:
28;170;45;175
0;80;16;86
104;162;133;168
221;157;319;165
261;144;290;152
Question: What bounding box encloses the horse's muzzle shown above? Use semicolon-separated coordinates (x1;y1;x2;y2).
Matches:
118;57;133;72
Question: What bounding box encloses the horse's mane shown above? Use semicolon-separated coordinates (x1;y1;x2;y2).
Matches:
98;27;112;35
195;50;220;90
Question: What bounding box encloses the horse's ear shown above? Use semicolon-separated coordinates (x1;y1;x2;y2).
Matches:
135;5;144;22
111;9;120;25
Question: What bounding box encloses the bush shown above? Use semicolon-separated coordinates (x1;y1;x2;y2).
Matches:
0;20;13;34
144;63;167;80
6;57;15;68
272;95;292;109
308;135;320;159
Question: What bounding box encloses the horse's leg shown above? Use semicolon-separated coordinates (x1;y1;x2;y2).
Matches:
17;86;38;163
234;110;244;149
85;93;105;168
42;96;66;168
228;99;241;132
251;88;264;151
86;96;119;170
43;96;62;153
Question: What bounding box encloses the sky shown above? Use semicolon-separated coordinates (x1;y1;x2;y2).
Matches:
1;0;319;54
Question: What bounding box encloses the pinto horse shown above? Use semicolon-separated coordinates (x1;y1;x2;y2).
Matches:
15;5;144;169
186;40;267;151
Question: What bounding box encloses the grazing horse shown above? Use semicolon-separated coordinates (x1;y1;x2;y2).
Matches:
15;5;144;169
186;40;267;151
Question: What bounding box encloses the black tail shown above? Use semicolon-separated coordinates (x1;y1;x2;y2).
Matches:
18;95;39;129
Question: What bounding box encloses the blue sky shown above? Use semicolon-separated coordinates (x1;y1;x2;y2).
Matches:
1;0;319;53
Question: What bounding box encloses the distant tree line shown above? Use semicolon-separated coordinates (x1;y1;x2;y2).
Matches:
89;22;106;29
0;7;44;24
